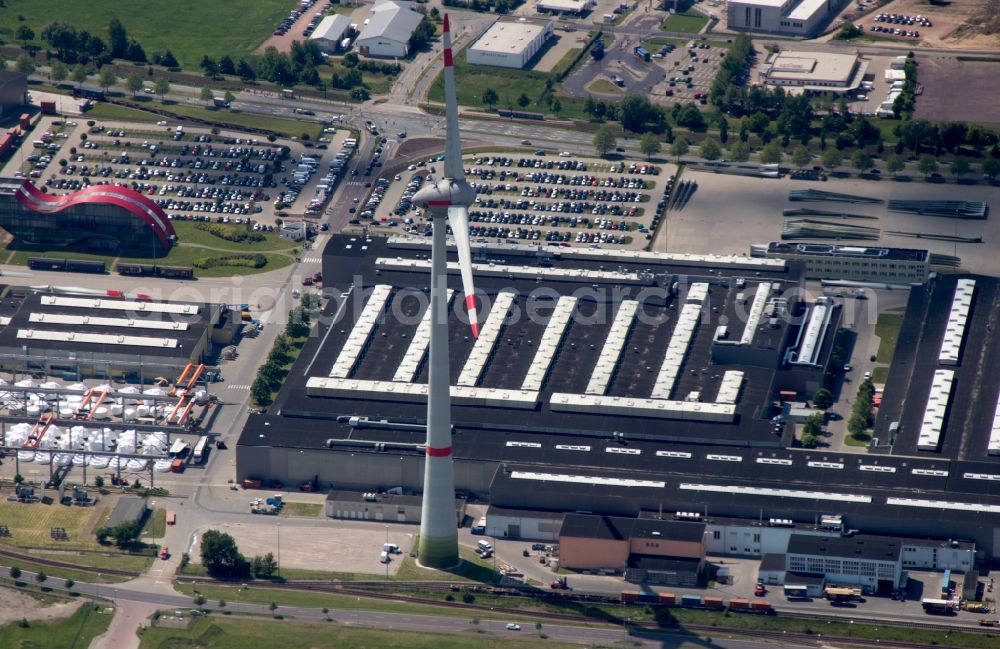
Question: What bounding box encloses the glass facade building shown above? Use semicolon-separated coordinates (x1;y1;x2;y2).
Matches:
0;177;175;257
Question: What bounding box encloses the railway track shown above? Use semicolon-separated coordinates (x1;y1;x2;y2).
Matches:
0;547;141;578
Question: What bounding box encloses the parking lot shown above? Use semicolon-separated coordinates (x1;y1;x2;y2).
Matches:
360;152;676;249
15;119;351;226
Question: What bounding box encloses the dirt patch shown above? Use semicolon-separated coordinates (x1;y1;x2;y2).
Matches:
532;33;590;74
914;58;1000;124
0;588;82;626
818;0;997;49
397;137;444;158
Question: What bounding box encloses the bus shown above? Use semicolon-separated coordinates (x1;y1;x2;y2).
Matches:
192;436;209;462
921;598;956;615
783;585;809;600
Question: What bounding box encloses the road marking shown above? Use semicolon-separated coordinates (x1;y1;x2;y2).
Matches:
227;385;250;390
301;257;321;263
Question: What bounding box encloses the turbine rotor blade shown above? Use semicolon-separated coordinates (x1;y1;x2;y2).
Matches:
448;205;478;338
442;14;464;182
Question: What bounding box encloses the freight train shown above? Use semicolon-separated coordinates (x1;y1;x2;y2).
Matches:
621;591;774;614
28;257;105;273
117;263;194;279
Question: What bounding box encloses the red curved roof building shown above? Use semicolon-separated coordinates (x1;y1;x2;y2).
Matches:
0;177;176;257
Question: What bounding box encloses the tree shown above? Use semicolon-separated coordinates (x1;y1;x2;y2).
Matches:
98;520;141;547
41;21;79;60
886;154;905;175
35;571;47;585
639;133;660;160
224;90;235;105
65;578;75;590
269;602;279;616
251;552;279;578
821;148;842;169
194;594;207;607
9;566;21;580
154;76;170;99
801;413;824;448
551;98;562;114
982;157;1000;179
15;25;34;45
791;145;811;169
71;64;88;87
200;529;248;578
50;60;68;83
482;88;498;109
620;93;665;133
14;54;35;76
699;137;722;161
517;93;530;109
669;136;689;161
728;140;751;162
593;125;616;157
219;55;236;75
343;52;359;68
125;73;142;97
201;55;219;77
759;142;783;164
950;157;970;179
158;50;179;68
108;18;128;58
917;154;938;176
812;388;834;410
126;41;147;63
200;86;214;103
851;149;873;172
237;58;255;81
98;67;117;91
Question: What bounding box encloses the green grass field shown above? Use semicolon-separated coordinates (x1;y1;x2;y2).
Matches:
144;509;167;539
875;309;904;363
0;600;113;649
0;501;109;551
587;79;622;94
0;0;290;69
871;365;890;384
662;10;709;34
138;618;575;649
278;502;322;518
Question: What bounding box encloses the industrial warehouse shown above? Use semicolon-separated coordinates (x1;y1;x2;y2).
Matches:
467;17;554;69
235;234;1000;571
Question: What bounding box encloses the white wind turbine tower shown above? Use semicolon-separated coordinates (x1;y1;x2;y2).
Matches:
412;13;479;569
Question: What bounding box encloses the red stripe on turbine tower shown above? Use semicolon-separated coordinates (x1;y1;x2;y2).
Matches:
426;445;453;457
444;49;453;68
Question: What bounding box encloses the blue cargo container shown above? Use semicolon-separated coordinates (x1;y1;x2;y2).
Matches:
681;594;702;607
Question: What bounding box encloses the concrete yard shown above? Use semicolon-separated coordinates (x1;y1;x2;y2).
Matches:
654;170;1000;276
206;518;416;575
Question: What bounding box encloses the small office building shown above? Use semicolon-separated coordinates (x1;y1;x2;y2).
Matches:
0;71;27;117
761;51;867;93
356;0;424;58
727;0;847;37
467;17;554;69
310;15;352;53
760;242;931;284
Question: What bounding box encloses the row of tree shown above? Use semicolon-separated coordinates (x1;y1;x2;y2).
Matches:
41;18;148;65
848;380;876;440
251;295;318;407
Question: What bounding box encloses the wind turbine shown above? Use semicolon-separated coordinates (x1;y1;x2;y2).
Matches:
413;13;478;569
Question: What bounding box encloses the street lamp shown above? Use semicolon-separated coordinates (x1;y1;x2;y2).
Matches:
385;525;389;580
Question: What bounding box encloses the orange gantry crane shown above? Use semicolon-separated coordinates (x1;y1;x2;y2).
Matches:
22;413;55;449
74;386;110;420
167;363;205;425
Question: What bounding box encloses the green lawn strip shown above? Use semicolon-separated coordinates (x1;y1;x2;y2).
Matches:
2;246;119;269
174;583;515;621
19;550;155;574
634;607;1000;649
85;103;164;123
136;102;325;140
1;556;132;584
0;600;112;649
641;37;690;51
874;310;904;363
144;509;167;539
588;79;623;94
114;248;296;277
171;221;299;253
395;546;501;583
137;617;579;649
870;365;890;384
662;11;709;34
843;431;872;447
0;0;291;70
179;562;375;581
278;502;322;518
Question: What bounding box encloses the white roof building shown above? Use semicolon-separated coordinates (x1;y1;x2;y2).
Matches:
537;0;591;14
356;0;424;58
467;17;554;69
761;51;867;93
727;0;840;37
310;15;352;53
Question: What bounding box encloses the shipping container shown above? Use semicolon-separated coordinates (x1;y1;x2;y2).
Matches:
703;596;724;609
729;598;750;610
28;257;66;271
681;594;702;607
749;600;773;613
622;591;641;603
65;259;106;274
166;511;176;525
19;113;30;130
657;592;676;605
170;458;185;473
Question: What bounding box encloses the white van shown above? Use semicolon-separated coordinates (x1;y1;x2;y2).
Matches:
379;551;390;564
477;540;493;552
384;542;401;554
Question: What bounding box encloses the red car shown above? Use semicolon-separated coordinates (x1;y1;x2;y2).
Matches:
301;277;313;286
754;584;766;597
160;546;169;560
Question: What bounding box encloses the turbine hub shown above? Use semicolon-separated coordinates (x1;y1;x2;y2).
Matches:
413;179;476;213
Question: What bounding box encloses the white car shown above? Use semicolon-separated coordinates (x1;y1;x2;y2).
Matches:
157;121;168;126
559;151;571;157
863;371;872;381
505;623;521;631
